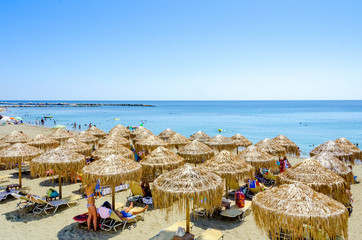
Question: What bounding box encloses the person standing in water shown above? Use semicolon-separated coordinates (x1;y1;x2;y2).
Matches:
85;183;98;231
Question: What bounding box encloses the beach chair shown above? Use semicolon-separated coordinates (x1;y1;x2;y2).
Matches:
11;192;36;209
100;206;145;232
220;200;252;222
0;188;20;202
196;228;224;240
32;195;81;214
127;181;143;202
149;220;194;240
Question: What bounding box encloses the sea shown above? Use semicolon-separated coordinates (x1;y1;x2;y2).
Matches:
2;100;362;157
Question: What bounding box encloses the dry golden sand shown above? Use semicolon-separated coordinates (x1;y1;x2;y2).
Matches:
0;125;361;239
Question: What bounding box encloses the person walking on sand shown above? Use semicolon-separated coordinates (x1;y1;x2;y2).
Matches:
85;183;98;231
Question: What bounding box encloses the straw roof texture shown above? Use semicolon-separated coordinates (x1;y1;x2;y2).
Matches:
158;128;177;140
238;146;278;171
2;131;30;144
27;134;60;150
202;150;254;181
252;183;348;240
0;143;44;164
0;139;10;150
92;146;135;160
135;135;168;152
48;129;73;141
60;138;92;156
30;147;85;177
276;158;349;204
86;126;106;138
311;152;354;184
152;165;223;215
310;140;354;164
99;138;130;149
75;131;98;144
205;135;235;152
99;133;130;148
178;140;214;164
133;131;154;143
82;154;142;187
130;126;152;139
166;133;191;148
189;131;210;143
335;137;362;160
140;147;184;179
230;134;252;147
109;124;131;138
272;135;300;156
255;138;286;158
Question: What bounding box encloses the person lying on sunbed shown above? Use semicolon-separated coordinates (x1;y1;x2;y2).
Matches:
101;201;148;220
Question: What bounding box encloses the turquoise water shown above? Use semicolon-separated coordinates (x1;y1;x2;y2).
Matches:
2;101;362;156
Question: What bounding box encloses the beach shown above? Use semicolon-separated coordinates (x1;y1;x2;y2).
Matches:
0;124;361;240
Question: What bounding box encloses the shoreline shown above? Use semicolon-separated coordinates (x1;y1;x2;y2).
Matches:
0;102;156;107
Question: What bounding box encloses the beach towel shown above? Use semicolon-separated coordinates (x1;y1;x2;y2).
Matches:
98;206;112;219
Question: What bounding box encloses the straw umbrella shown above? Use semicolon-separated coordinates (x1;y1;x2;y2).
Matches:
92;146;135;160
152;165;223;233
205;135;235;153
189;131;210;143
255;138;286;158
238;145;278;172
0;143;43;187
166;133;191;152
335;137;362;161
109;124;131;138
140;147;184;180
2;130;30;144
86;126;106;139
272;135;300;156
48;129;73;143
130;126;152;140
75;131;98;149
82;154;142;209
133;131;154;144
0;139;10;150
178;140;214;165
61;138;92;156
30;147;85;198
311;152;354;184
276;158;349;204
27;134;60;151
158;128;176;141
230;134;252;154
99;138;131;149
310;140;354;164
135;135;168;154
203;150;254;198
252;183;348;240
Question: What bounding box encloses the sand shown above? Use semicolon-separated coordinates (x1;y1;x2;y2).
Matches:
0;125;361;240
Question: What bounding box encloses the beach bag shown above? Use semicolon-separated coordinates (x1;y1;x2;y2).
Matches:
175;227;185;237
47;188;59;198
142;196;153;205
235;190;245;208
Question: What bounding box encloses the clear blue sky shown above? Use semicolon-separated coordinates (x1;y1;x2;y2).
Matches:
1;0;361;100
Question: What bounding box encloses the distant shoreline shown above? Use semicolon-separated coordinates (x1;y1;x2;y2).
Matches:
0;102;155;108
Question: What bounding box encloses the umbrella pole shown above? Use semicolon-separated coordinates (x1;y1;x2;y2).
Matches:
58;175;62;199
225;179;228;199
18;159;22;188
186;198;190;233
112;186;116;210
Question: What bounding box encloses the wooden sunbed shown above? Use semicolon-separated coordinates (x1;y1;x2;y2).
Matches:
220;200;252;221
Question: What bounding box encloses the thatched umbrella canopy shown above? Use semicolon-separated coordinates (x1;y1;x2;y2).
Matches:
109;124;131;138
135;135;168;153
166;133;191;151
230;134;252;153
30;147;85;198
158;128;176;141
238;145;278;171
335;137;362;161
2;131;30;144
205;135;235;152
310;140;354;164
27;134;60;151
130;126;152;140
82;154;142;209
311;152;354;184
140;147;184;180
255;138;286;158
75;131;98;146
61;138;92;156
272;135;300;156
86;126;106;139
189;131;210;143
152;165;223;233
48;129;73;143
92;146;135;160
0;139;10;150
252;183;348;240
0;143;44;187
132;131;154;143
276;158;349;204
203;150;254;198
178;140;214;165
99;134;130;148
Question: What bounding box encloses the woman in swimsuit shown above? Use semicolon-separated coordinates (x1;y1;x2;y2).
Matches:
85;183;98;231
115;202;148;220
